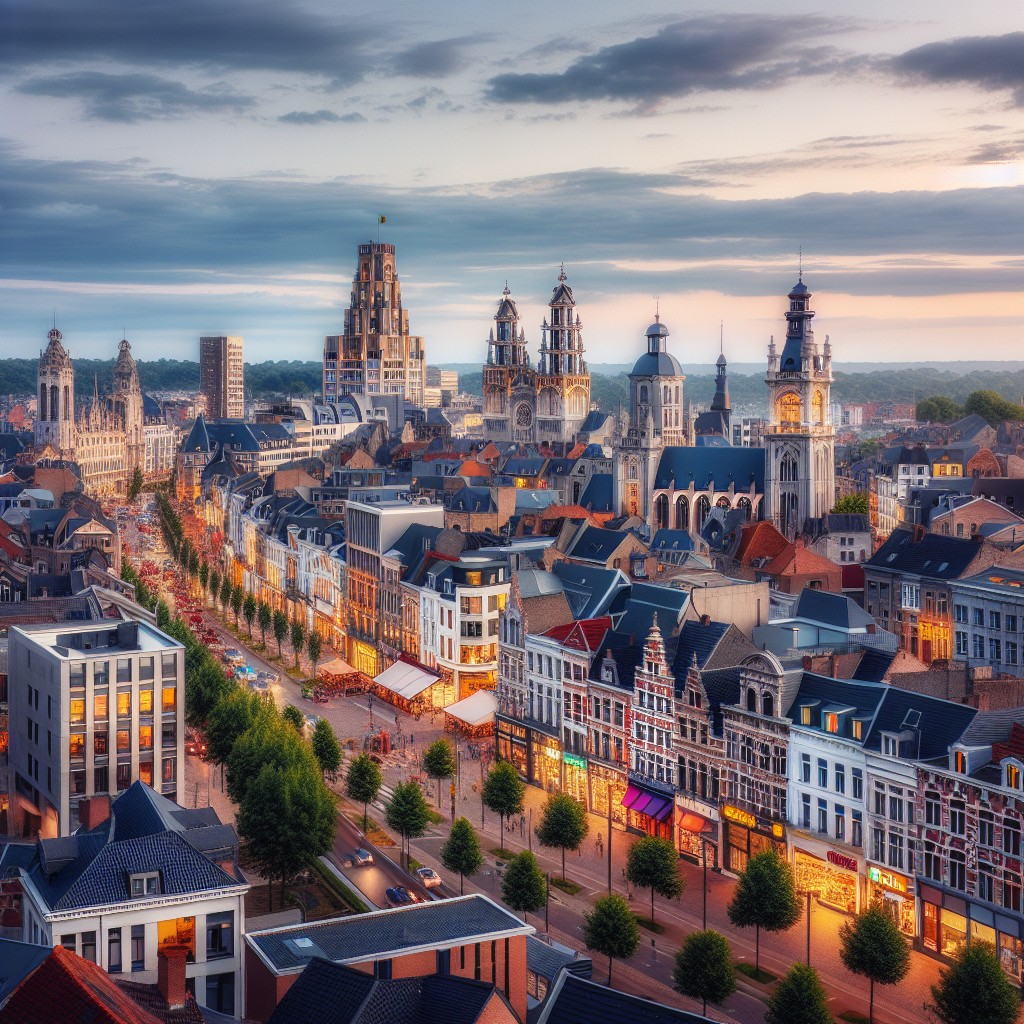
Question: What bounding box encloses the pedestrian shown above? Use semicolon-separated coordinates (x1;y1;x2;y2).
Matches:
596;831;603;855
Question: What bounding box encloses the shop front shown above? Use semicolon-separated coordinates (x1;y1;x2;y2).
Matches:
589;764;627;830
621;780;674;840
918;881;1024;985
676;801;718;867
529;732;563;793
867;865;915;936
792;839;861;915
496;719;529;779
562;752;588;804
722;804;785;875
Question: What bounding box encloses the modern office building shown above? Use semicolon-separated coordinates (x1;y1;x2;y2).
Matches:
323;242;426;407
200;335;245;420
7;618;186;837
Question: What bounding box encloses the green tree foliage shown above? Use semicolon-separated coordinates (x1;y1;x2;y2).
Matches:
626;835;685;926
236;759;336;909
385;780;431;866
917;395;964;423
127;467;144;501
583;894;640;986
290;619;306;667
346;752;383;832
832;492;869;515
219;575;232;613
440;817;484;894
964;389;1024;426
482;761;526;837
311;718;341;780
928;943;1021;1024
208;568;221;604
282;704;305;732
155;599;171;630
257;601;272;647
205;688;268;766
230;584;244;627
185;659;232;728
673;929;736;1016
243;593;257;637
307;631;323;677
839;905;911;1024
536;793;589;881
226;714;307;805
422;739;457;809
764;963;833;1024
726;851;801;975
272;609;289;657
501;851;547;922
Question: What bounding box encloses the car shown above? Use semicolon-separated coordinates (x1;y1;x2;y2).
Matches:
415;867;442;889
222;648;245;666
352;847;374;866
256;670;278;687
304;713;320;732
384;886;423;908
185;732;208;758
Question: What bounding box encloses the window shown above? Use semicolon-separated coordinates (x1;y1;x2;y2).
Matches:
978;863;995;903
81;931;97;964
94;765;109;792
949;850;966;891
70;662;86;686
990;610;1002;630
69;733;85;759
116;763;131;790
954;604;968;624
973;634;985;659
835;806;846;840
1006;764;1022;790
835;763;845;794
872;827;885;861
925;791;941;826
979;810;995;847
817;759;828;788
161;652;177;678
1008;642;1019;666
94;693;108;720
139;688;153;715
116;690;131;718
973;607;984;626
140;725;153;750
157;917;196;962
1008;615;1018;633
1004;876;1022;913
139;657;154;681
990;638;1002;663
116;730;131;753
956;631;968;656
162;686;176;713
162;757;176;786
206;972;235;1016
70;698;85;725
801;793;811;829
131;925;145;971
205;912;233;960
924;843;942;881
852;768;863;800
852;811;863;848
117;659;132;683
888;832;904;870
852;719;863;741
1003;819;1022;857
108;928;122;973
800;753;811;783
94;661;109;686
817;799;828;834
949;800;966;836
889;792;904;823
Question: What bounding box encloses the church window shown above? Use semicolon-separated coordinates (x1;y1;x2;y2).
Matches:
639;385;649;405
39;384;47;421
778;392;801;427
655;494;669;529
812;391;824;425
674;496;689;530
696;494;711;530
781;453;798;482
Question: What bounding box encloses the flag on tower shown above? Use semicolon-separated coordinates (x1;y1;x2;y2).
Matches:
378;214;387;225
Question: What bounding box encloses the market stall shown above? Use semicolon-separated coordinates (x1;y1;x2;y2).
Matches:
443;690;496;738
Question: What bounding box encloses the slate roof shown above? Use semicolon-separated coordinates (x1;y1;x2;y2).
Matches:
247;894;531;974
865;529;981;579
654;445;764;492
578;473;613;512
578;410;611;434
564;525;628;563
0;938;52;1005
792;589;875;630
650;529;694;554
549;562;629;620
615;582;688;641
181;415;210;453
866;686;977;760
533;969;705;1024
526;936;591;984
588;630;645;691
448;486;495;513
851;647;897;682
515;569;565;599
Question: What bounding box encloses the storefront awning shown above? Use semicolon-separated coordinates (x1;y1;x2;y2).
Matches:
444;690;496;727
373;660;440;700
621;784;672;822
679;811;715;834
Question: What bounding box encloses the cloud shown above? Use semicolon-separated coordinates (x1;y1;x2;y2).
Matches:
0;0;383;85
893;32;1024;106
278;109;367;125
486;16;858;105
17;71;254;122
393;36;482;79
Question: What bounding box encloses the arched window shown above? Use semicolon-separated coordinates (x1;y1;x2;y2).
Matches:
655;494;669;529
762;693;774;717
746;688;757;712
778;392;801;427
675;496;689;530
39;384;47;421
696;494;711;530
781;453;798;482
50;385;58;422
639;385;649;405
629;461;638;481
812;390;824;425
737;496;752;519
716;496;731;509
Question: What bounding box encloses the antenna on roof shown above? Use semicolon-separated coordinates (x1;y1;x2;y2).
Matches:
654;296;660;322
720;320;724;355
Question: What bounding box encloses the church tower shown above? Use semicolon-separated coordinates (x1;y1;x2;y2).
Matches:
483;284;533;442
536;267;590;444
36;327;76;453
764;276;834;536
112;336;145;472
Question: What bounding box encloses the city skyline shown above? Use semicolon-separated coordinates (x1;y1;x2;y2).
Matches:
3;0;1023;366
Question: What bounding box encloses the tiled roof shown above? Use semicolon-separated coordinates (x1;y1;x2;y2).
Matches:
526;935;591;983
865;529;981;579
247;894;531;975
543;616;611;653
793;589;875;630
670;619;731;680
735;520;789;566
0;938;51;1005
534;969;704;1024
654;445;765;492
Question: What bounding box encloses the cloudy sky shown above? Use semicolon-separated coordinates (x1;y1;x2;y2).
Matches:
2;0;1023;370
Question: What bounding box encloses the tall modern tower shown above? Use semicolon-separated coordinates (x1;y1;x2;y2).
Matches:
200;336;244;420
764;276;835;537
323;242;425;407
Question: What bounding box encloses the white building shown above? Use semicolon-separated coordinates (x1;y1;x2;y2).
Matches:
8;618;185;838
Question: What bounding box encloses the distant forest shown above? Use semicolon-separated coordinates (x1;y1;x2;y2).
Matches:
3;357;1024;414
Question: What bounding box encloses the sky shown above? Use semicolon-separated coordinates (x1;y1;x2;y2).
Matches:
2;0;1023;372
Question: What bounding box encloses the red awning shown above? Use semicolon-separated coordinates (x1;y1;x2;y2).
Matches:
679;811;714;834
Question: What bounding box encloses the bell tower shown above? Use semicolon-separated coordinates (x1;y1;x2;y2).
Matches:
112;336;145;472
536;266;590;444
483;284;533;442
36;327;76;454
764;276;834;536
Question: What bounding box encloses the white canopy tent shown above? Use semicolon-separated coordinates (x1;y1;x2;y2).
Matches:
373;660;440;701
443;690;497;729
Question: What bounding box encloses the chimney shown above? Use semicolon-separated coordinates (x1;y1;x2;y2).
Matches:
78;795;111;831
158;945;189;1010
830;653;840;678
802;655;813;671
912;524;926;543
700;613;711;627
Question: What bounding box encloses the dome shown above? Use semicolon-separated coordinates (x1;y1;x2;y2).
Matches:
630;350;684;378
645;320;669;339
716;352;727;367
789;279;809;297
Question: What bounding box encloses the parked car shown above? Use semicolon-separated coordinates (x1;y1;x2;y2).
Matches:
352;848;374;866
385;886;423;908
415;867;442;889
256;670;278;687
185;732;208;758
304;713;320;732
222;648;245;666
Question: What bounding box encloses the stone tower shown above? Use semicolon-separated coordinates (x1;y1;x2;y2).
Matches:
482;284;533;442
764;276;835;537
536;267;590;443
36;327;76;453
112;337;145;472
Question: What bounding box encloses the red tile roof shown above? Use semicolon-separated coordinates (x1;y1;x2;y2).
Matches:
735;521;789;566
765;543;841;577
543;615;612;652
457;460;491;478
993;722;1024;764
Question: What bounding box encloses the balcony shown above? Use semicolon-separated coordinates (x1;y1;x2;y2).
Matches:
628;770;675;797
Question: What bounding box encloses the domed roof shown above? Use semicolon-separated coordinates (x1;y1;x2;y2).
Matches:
789;279;809;297
630;350;683;378
646;320;669;339
716;352;727;367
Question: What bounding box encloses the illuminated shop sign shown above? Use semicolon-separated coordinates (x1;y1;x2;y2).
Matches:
827;851;859;872
722;805;756;829
563;754;586;769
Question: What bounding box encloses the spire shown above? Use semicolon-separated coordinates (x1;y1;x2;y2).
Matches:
558;262;566;282
798;246;803;282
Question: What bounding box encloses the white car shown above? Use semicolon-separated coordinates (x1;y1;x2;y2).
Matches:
415;867;442;889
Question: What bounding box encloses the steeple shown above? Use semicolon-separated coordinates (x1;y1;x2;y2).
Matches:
778;276;815;374
487;283;528;368
539;266;586;377
711;341;730;414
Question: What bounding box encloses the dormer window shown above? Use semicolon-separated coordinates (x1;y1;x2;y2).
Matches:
851;720;863;741
130;872;160;897
882;734;899;757
1006;762;1022;790
954;750;967;774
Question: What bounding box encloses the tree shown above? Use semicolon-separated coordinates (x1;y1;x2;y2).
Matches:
346;752;383;832
243;593;257;637
441;817;484;894
208;568;221;606
290;618;306;668
282;704;305;732
928;943;1020;1024
272;609;289;658
764;963;832;1024
311;718;341;780
536;793;589;882
500;851;547;922
482;761;525;840
673;929;736;1016
916;395;963;424
964;388;1024;426
583;894;640;986
219;575;232;614
726;850;800;977
626;835;684;926
230;584;244;628
227;715;307;805
127;467;144;500
307;631;323;678
185;659;232;728
206;689;271;766
257;601;272;647
236;759;336;910
422;739;457;810
832;492;869;515
198;560;209;593
839;905;910;1024
385;780;431;867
